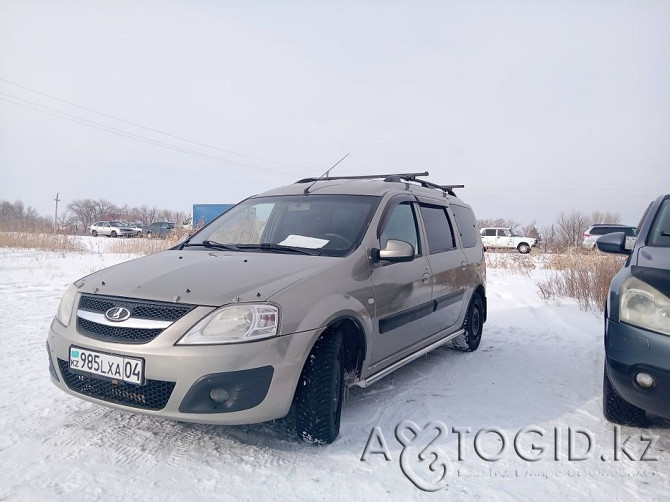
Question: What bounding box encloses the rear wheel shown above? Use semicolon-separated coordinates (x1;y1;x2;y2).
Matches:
452;294;484;352
603;364;647;426
294;331;344;444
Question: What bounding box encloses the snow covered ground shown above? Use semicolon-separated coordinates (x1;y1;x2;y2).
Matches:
1;244;668;501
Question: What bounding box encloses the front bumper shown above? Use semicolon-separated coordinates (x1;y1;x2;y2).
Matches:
605;317;670;419
47;309;318;425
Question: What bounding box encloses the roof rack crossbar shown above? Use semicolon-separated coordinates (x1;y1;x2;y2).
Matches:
295;172;429;184
415;180;465;196
294;172;465;196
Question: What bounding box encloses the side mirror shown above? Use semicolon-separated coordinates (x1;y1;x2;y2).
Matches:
596;232;631;255
372;239;415;263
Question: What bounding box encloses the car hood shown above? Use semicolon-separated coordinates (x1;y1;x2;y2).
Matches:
75;249;336;306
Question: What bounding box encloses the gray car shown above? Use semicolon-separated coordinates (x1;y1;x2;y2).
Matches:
47;173;487;444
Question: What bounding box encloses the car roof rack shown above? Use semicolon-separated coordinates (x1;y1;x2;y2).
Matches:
295;172;465;196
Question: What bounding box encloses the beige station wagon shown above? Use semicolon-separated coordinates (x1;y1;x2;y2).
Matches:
48;173;487;443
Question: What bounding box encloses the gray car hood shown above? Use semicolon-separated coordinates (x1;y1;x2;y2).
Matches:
76;249;334;306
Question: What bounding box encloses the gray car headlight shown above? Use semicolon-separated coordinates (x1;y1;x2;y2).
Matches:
620;277;670;336
56;284;78;327
177;304;279;345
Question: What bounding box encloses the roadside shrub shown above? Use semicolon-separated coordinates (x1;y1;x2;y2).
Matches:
536;252;626;312
105;236;183;255
0;231;86;252
485;251;537;276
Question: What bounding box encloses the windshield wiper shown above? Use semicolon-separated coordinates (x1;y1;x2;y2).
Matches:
237;243;320;255
183;240;240;251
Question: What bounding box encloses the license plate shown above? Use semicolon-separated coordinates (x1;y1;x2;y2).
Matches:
69;346;144;385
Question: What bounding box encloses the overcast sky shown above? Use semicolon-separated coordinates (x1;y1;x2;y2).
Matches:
1;1;668;227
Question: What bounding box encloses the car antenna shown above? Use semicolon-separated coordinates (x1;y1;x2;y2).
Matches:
304;153;350;195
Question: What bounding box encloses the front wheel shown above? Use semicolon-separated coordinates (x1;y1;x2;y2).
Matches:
603;364;647;426
111;231;117;238
91;230;97;237
294;331;344;444
452;294;484;352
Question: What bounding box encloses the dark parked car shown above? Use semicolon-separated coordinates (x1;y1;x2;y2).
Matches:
142;221;174;238
598;195;670;426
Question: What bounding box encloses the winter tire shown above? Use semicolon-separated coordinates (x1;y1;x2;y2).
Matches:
452;294;484;352
294;331;344;444
603;364;647;427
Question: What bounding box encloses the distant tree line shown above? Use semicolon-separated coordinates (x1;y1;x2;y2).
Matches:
0;200;52;231
0;198;188;234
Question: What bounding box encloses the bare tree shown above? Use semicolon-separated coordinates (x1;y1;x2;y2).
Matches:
95;199;118;219
476;218;520;231
67;199;99;231
137;205;158;226
0;200;50;230
520;220;540;240
555;210;590;250
539;224;557;253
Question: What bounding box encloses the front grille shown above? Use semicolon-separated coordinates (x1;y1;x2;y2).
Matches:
79;295;193;321
77;295;195;344
77;318;163;344
58;359;175;411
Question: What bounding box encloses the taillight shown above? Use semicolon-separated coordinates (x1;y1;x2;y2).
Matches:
583;233;590;237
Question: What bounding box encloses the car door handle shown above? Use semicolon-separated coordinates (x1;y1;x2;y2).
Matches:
460;261;467;270
421;273;431;284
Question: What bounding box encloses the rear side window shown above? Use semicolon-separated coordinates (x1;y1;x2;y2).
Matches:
450;205;478;248
482;229;495;237
590;227;607;236
419;204;455;253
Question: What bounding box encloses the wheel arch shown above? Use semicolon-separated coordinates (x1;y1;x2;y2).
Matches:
473;284;487;323
308;315;367;385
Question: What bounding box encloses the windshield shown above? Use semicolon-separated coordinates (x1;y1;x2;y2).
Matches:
110;222;122;227
188;194;380;256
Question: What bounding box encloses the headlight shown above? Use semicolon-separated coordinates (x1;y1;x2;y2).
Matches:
620;277;670;336
177;304;279;345
56;284;78;327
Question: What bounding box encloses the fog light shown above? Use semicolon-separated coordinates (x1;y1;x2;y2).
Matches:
209;387;230;403
635;373;655;389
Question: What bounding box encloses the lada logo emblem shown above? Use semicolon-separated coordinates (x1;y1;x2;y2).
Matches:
105;307;131;322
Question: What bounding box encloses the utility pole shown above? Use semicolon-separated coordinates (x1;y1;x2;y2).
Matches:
54;192;61;231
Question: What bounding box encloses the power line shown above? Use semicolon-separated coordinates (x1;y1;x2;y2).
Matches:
0;92;299;175
0;77;309;171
